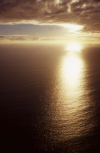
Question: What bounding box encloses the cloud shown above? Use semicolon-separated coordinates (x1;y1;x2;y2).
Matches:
0;34;100;43
32;36;39;40
0;35;40;41
0;35;6;40
0;0;100;32
0;35;26;41
9;36;26;40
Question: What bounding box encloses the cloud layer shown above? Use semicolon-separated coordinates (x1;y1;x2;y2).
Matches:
0;34;100;43
0;0;100;32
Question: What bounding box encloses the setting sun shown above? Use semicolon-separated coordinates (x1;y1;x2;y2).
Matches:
66;43;82;52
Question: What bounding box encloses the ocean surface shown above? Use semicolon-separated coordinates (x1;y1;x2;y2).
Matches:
0;42;100;153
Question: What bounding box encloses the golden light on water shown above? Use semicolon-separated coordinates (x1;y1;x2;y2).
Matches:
47;43;94;142
59;50;84;104
66;43;82;52
62;55;83;89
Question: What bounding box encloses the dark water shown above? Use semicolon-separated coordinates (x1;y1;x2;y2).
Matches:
0;42;100;153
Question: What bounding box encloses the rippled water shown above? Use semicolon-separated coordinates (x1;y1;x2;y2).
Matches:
0;43;100;153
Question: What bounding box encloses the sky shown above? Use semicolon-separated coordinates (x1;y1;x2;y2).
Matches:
0;0;100;43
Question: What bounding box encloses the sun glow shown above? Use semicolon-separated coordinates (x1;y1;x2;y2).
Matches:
61;55;83;89
61;24;84;32
48;52;86;141
67;43;82;52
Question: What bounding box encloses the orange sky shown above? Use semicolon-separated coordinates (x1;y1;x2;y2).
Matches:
0;0;100;42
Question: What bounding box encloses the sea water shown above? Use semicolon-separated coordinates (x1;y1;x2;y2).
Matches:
0;42;100;153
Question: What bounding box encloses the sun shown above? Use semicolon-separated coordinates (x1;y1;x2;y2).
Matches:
67;43;82;52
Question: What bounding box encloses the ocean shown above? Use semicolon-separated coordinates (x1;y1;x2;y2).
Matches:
0;42;100;153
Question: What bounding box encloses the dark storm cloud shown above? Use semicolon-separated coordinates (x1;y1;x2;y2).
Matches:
0;0;100;32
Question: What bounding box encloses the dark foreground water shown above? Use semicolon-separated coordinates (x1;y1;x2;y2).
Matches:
0;42;100;153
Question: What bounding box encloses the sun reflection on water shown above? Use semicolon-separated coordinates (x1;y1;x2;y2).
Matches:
62;55;83;89
56;53;85;123
45;43;94;143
